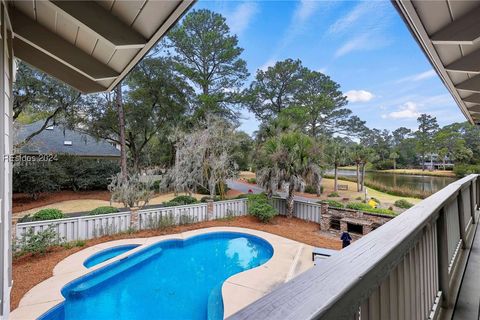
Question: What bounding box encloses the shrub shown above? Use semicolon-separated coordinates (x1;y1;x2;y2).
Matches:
235;193;249;199
31;209;64;221
246;178;256;184
162;201;181;207
163;195;199;207
179;214;196;225
62;240;86;249
394;199;414;209
346;202;396;216
200;196;220;202
320;199;344;208
247;193;277;223
109;173;154;208
373;159;394;170
171;195;198;205
89;206;119;215
453;164;480;177
249;202;277;223
328;192;340;197
58;157;119;191
13;156;121;197
152;180;162;192
147;213;175;230
13;164;63;199
371;197;381;204
15;226;59;255
304;185;324;194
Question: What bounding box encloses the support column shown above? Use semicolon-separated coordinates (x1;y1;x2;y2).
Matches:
320;214;331;231
130;208;139;230
206;199;214;220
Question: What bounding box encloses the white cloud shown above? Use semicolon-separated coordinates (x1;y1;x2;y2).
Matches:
227;2;259;36
346;90;375;103
293;0;322;23
335;33;391;58
328;2;372;35
317;67;328;74
396;69;436;83
259;59;276;71
335;34;376;57
382;102;420;119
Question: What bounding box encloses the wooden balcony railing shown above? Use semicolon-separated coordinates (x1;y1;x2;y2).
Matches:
228;174;479;320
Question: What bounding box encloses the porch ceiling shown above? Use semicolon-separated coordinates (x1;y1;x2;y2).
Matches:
10;0;194;93
394;0;480;125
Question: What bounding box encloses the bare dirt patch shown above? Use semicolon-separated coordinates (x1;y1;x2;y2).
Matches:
12;215;340;310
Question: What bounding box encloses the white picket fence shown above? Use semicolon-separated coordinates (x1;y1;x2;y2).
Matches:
213;199;248;219
137;203;209;230
271;197;323;223
15;211;132;242
15;198;249;242
15;197;324;244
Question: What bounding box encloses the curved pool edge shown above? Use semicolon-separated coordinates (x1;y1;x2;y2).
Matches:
11;227;314;320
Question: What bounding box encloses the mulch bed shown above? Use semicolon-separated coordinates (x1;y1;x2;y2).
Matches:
12;215;341;310
13;191;111;213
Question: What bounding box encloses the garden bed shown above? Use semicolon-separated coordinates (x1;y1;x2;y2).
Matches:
12;215;340;310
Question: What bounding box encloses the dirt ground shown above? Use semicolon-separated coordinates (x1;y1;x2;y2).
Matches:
12;215;340;311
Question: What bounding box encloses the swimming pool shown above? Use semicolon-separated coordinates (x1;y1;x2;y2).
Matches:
39;232;274;320
83;244;140;268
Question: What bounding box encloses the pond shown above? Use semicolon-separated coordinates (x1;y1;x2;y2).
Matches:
331;169;458;194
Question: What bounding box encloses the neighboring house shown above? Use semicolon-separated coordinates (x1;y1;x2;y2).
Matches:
14;120;120;160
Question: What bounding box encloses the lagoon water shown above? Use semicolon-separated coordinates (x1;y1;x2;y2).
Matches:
331;169;457;194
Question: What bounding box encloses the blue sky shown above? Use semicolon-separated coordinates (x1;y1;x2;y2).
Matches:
195;0;466;135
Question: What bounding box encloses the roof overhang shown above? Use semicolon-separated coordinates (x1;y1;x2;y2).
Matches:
393;0;480;125
9;0;194;93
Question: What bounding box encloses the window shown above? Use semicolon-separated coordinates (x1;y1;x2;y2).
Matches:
64;141;72;146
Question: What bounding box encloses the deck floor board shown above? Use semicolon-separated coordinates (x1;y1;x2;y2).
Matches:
453;223;480;320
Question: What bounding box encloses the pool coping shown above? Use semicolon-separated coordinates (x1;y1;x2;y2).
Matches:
11;227;314;320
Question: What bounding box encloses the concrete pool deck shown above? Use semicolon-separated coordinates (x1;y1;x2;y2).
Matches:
11;227;315;319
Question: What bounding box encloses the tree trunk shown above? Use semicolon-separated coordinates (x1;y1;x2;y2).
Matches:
393;159;396;170
334;163;338;192
286;183;295;218
361;163;366;192
116;83;127;181
421;154;425;171
356;163;360;192
316;176;323;196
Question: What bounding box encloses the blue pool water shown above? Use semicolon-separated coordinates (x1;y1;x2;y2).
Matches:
83;244;140;268
39;232;273;320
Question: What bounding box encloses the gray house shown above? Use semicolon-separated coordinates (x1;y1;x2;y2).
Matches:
15;120;120;159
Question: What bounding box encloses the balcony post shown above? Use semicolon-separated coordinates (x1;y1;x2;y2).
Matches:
437;207;451;308
474;176;480;212
457;190;467;249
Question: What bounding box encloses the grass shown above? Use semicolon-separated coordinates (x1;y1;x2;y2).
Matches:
346;202;397;216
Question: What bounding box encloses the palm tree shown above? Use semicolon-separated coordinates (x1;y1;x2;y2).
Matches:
326;139;349;192
256;132;322;218
389;151;399;170
350;146;363;192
